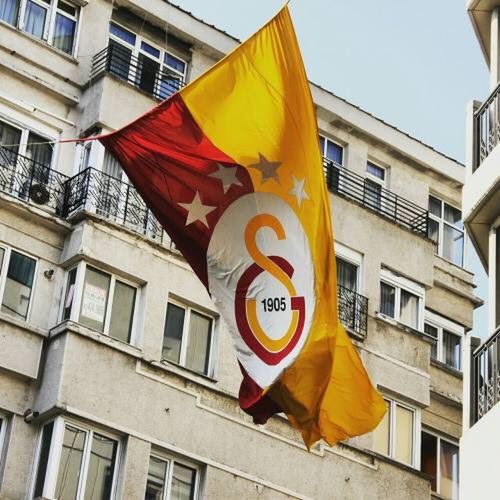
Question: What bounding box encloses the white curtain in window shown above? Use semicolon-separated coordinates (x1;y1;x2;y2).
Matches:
53;13;76;54
399;290;418;329
24;0;47;39
0;0;19;25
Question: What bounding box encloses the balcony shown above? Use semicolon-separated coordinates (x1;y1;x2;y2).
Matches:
90;44;186;102
323;158;429;237
471;326;500;424
62;167;174;247
475;82;500;169
337;284;368;338
0;146;68;215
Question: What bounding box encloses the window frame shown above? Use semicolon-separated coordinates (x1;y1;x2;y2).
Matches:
0;243;38;322
375;397;421;468
428;194;465;267
335;241;363;292
147;450;201;500
366;160;387;187
61;261;141;346
319;134;344;167
424;310;464;371
31;417;121;500
421;427;459;498
379;268;424;331
0;412;7;464
108;20;188;92
9;0;81;56
162;298;217;377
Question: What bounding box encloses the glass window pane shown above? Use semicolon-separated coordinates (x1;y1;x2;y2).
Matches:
428;218;439;254
1;250;36;320
58;1;76;16
429;195;442;217
79;267;110;332
325;140;343;165
145;456;168;500
55;425;86;499
24;0;47;39
185;311;212;374
63;268;77;320
53;13;76;54
109;22;136;45
170;463;196;500
165;53;186;75
0;0;20;25
33;421;54;498
336;257;358;292
395;405;414;466
141;41;160;59
443;225;464;267
420;432;438;492
319;136;325;155
444;203;462;229
424;323;438;360
136;54;160;95
443;330;461;370
367;162;385;180
109;281;136;343
373;400;390;456
365;179;382;211
0;247;4;274
380;282;395;318
162;303;185;363
440;440;459;499
108;39;132;80
84;433;117;500
400;290;419;329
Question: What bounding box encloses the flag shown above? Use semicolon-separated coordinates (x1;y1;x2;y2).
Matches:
99;5;386;448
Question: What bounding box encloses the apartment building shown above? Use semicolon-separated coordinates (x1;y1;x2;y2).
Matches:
0;1;478;498
461;2;500;499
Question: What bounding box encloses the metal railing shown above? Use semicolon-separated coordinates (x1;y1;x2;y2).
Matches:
62;167;168;244
90;44;185;101
337;284;368;338
323;158;429;237
475;82;500;169
472;326;500;424
0;146;68;214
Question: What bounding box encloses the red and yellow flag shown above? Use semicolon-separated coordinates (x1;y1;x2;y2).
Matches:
100;6;385;448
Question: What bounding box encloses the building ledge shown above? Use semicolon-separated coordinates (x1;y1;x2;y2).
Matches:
0;311;47;338
430;358;463;380
374;312;435;345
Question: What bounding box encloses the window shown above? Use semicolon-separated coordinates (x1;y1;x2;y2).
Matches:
108;21;187;100
319;135;343;191
365;161;386;212
0;414;7;464
0;245;36;321
379;268;424;330
420;430;459;499
162;301;215;376
428;195;464;267
0;0;79;55
424;311;464;371
373;398;418;467
146;453;200;500
62;262;139;345
33;419;119;499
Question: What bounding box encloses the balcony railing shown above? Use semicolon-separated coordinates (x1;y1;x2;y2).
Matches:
323;158;429;237
471;326;500;424
337;284;368;338
90;44;185;101
0;146;68;214
62;167;168;245
475;82;500;169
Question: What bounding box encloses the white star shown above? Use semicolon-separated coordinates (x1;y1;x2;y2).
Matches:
209;163;243;193
178;192;216;227
288;176;310;207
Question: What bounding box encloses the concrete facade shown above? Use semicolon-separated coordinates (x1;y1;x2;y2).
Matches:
461;2;500;499
0;1;475;499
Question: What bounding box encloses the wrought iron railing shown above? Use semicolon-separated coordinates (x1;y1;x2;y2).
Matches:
90;44;185;101
475;82;500;169
472;326;500;424
323;158;429;237
0;146;68;214
62;167;167;244
337;284;368;338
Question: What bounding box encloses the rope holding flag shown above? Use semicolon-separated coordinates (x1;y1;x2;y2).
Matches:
99;4;386;449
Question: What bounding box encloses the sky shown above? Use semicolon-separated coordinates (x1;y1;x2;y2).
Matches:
172;0;490;337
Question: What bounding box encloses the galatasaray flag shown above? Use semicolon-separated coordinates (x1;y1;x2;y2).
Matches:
100;5;385;448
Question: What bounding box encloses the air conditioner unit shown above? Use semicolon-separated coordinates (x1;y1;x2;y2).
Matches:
29;183;50;205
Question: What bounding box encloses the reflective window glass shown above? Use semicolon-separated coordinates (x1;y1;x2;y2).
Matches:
109;280;136;343
380;282;395;318
440;440;459;499
162;303;185;364
399;289;419;329
79;267;110;332
84;433;117;500
145;456;168;500
185;311;212;374
420;431;438;491
373;399;390;456
109;22;136;45
24;0;47;39
0;0;19;25
171;463;197;500
395;405;414;465
55;425;85;499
